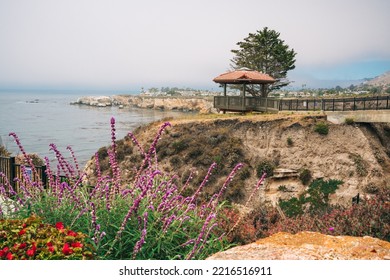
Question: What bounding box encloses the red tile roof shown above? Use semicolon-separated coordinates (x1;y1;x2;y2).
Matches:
213;69;275;84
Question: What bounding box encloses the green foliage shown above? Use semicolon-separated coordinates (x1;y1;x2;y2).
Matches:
277;185;290;192
278;179;343;217
344;118;355;125
299;168;312;185
0;215;93;260
172;140;189;153
263;187;390;242
287;137;293;146
231;27;297;96
314;122;329;135
349;153;368;177
306;179;342;213
256;160;275;177
279;197;304;217
239;166;251;180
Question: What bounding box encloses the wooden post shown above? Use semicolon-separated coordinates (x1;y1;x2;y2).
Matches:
242;84;246;111
353;97;356;110
387;95;389;109
261;84;266;97
41;165;47;188
376;96;379;110
223;84;227;114
9;157;16;190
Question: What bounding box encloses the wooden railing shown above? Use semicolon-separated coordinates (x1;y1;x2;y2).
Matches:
214;96;280;112
0;156;67;192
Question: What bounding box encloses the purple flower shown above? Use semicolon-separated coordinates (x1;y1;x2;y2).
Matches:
329;227;335;232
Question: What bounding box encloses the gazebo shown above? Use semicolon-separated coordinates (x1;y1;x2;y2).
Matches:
213;69;279;113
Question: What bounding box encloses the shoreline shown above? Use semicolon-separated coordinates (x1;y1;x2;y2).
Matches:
70;95;217;114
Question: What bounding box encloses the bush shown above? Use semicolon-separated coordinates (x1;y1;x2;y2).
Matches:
344;118;355;125
314;122;329;135
350;153;368;177
256;160;275;177
287;137;293;146
0;215;93;260
299;169;312;185
249;186;390;243
278;179;343;217
172;140;188;152
267;186;390;241
277;185;290;192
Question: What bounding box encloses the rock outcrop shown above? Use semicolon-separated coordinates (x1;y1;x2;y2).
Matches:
71;95;216;114
206;231;390;260
71;96;113;107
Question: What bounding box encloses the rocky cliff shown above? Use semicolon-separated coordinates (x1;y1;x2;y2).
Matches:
71;95;216;114
83;113;390;208
206;231;390;260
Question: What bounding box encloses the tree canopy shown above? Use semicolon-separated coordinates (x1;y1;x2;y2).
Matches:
231;27;297;97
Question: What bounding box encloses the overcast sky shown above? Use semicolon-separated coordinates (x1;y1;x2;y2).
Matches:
0;0;389;90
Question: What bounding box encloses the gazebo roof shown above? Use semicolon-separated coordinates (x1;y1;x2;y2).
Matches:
213;69;275;84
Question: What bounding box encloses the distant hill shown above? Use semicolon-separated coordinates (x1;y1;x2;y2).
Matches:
362;71;390;87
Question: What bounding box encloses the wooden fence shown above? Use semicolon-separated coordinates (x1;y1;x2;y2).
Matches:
214;96;280;112
0;156;67;192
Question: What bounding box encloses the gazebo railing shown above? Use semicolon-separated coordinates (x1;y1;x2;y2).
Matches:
214;96;279;112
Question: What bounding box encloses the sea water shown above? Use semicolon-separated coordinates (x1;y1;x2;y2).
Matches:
0;90;189;167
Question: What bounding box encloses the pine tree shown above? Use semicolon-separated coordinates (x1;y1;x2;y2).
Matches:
231;27;297;97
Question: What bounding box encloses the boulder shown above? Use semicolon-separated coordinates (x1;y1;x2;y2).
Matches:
206;231;390;260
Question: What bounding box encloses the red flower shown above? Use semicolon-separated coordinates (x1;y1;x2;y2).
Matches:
19;243;27;250
62;243;73;255
3;247;9;253
6;252;13;260
31;242;37;250
56;222;64;230
47;241;53;247
67;230;77;237
48;246;55;253
0;250;5;257
71;242;83;248
22;223;27;228
26;249;35;257
18;228;26;235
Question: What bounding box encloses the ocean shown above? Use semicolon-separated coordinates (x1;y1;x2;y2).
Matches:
0;90;190;167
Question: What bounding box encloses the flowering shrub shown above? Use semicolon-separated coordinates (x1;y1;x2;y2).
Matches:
0;215;93;260
252;186;390;242
0;118;266;259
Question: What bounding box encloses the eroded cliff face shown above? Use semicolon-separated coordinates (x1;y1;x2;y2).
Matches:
83;114;390;207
